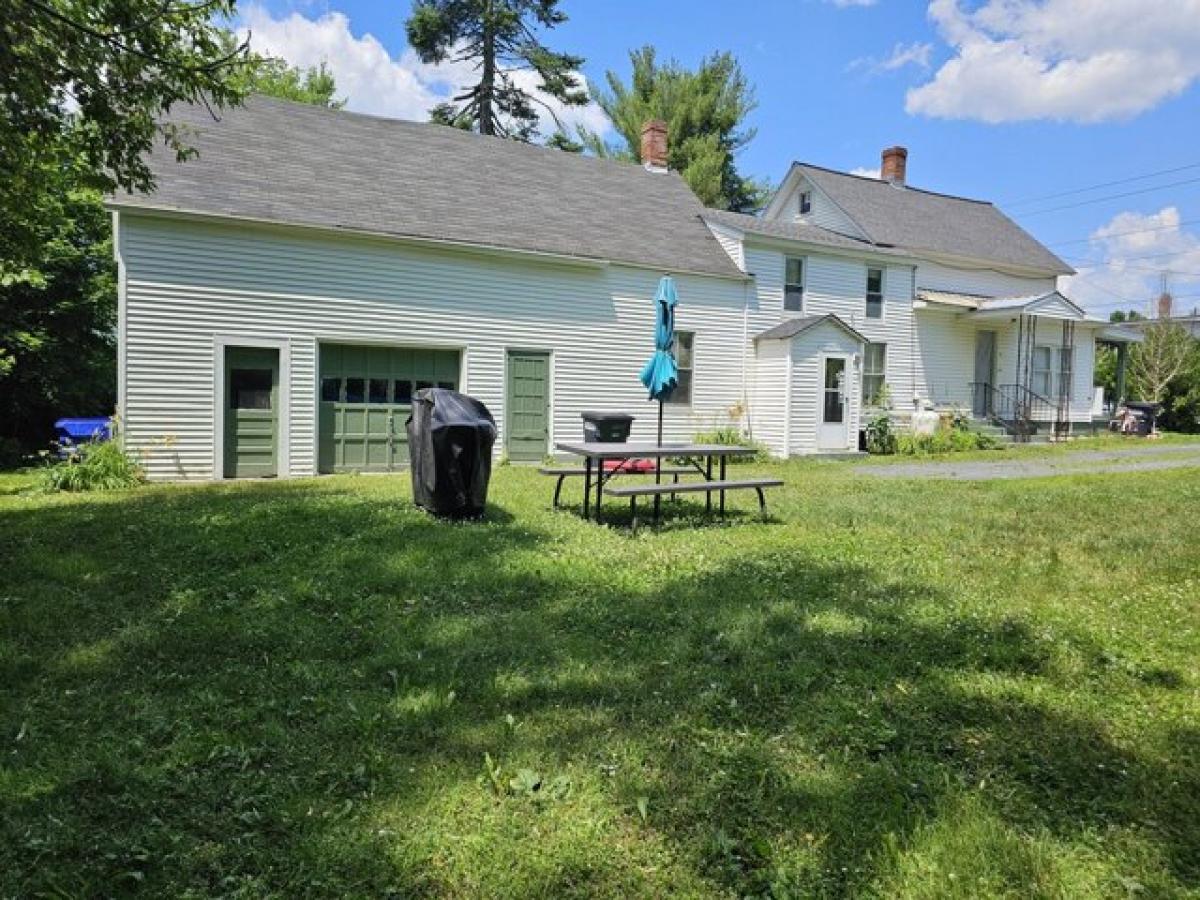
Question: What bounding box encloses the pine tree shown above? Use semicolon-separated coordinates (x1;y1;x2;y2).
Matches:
405;0;587;141
583;46;768;212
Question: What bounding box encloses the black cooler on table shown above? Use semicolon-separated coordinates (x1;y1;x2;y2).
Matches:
407;388;497;518
581;411;634;443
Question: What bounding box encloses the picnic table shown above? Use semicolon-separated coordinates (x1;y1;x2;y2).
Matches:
554;441;781;529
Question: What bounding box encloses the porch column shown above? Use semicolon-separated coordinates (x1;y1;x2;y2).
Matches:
1115;342;1129;404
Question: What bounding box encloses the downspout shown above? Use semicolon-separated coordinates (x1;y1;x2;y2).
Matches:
741;275;753;441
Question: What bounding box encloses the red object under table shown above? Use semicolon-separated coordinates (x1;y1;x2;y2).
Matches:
602;458;657;473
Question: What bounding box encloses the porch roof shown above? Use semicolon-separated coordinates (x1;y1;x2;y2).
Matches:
755;313;867;344
918;289;1103;324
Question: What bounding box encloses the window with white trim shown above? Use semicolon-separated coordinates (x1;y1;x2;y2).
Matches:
1033;345;1073;398
1032;345;1053;396
862;343;887;404
667;330;695;404
865;267;884;319
798;190;812;215
784;257;805;312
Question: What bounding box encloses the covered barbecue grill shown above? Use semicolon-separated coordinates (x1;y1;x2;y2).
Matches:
406;388;497;518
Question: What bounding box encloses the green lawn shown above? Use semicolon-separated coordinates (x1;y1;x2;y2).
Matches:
1;444;1198;898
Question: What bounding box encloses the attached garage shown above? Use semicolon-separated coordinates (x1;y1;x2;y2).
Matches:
317;343;460;473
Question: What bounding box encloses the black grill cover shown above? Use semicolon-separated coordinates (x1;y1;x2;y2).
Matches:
406;388;497;518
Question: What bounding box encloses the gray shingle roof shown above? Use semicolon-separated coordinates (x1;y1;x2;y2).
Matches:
703;209;910;259
793;164;1073;276
111;96;745;280
755;314;866;343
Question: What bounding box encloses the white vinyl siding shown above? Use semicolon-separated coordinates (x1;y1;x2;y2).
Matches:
769;175;869;241
705;220;745;271
785;323;863;455
118;214;765;480
749;338;789;455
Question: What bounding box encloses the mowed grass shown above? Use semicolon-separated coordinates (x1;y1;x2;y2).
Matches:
1;443;1198;898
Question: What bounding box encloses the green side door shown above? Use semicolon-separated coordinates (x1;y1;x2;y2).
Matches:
506;351;550;461
223;346;279;478
318;344;460;474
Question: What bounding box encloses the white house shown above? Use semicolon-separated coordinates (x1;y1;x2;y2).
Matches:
109;98;1135;480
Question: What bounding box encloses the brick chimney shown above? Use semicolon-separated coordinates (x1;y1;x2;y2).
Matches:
640;119;669;171
881;145;908;185
1157;291;1174;319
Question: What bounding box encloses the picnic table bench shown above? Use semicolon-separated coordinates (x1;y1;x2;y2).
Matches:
538;464;694;508
605;477;784;532
553;441;783;529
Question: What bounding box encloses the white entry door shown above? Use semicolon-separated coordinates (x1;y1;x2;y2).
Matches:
818;355;850;450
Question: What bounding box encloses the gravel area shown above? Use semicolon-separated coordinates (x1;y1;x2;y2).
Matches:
858;443;1200;480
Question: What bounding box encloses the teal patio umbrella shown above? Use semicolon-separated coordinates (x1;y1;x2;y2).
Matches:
639;276;678;506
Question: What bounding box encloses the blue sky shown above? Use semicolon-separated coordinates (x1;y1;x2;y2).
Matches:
236;0;1200;317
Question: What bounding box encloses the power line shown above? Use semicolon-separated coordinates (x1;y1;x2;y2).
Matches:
1065;247;1200;266
1013;175;1200;217
1001;161;1200;208
1047;217;1200;247
1067;261;1200;278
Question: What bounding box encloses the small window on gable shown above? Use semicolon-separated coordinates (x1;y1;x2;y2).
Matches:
799;190;812;215
784;257;805;312
866;267;884;319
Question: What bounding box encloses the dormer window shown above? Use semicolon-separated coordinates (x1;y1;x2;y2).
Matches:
798;190;812;215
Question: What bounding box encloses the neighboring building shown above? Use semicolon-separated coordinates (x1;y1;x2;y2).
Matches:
108;98;1134;480
1120;313;1200;338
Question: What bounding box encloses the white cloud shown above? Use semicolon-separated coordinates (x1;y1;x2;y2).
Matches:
848;41;932;75
236;4;610;138
850;166;881;179
1061;207;1200;315
907;0;1200;123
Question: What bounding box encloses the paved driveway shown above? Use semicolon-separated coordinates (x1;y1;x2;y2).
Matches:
858;443;1200;480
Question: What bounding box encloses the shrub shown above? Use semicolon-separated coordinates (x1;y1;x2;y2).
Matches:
865;415;897;455
895;420;997;456
40;439;145;492
691;426;770;463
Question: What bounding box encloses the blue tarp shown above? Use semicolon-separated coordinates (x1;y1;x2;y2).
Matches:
54;418;112;443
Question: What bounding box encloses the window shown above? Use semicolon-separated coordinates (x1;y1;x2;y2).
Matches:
1031;346;1053;396
394;380;413;404
799;190;812;215
320;377;341;402
344;377;365;403
438;381;455;390
865;267;884;319
784;257;805;312
368;378;389;404
1032;346;1073;398
667;331;695;404
230;368;272;410
862;343;887;405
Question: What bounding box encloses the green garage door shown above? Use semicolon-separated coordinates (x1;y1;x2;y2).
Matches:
318;344;459;473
